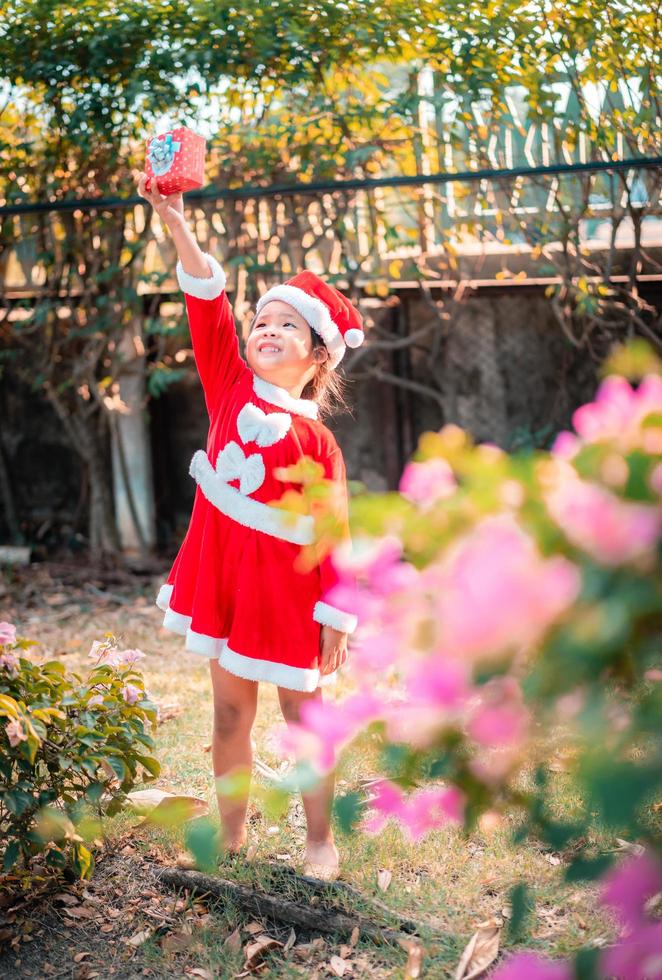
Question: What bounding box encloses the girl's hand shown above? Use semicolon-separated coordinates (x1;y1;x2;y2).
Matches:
136;172;184;230
319;625;348;676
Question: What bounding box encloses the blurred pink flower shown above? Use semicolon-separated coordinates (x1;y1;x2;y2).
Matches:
5;719;27;747
363;779;464;840
0;622;17;646
491;952;572;980
545;471;660;565
120;683;141;704
551;431;580;459
599;852;662;979
0;650;19;673
558;374;662;454
432;517;580;661
407;657;468;709
87;694;105;707
399;458;456;506
279;690;384;772
602;851;662;931
468;702;529;747
601;924;662;980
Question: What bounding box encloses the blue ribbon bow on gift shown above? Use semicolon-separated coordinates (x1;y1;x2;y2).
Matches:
148;133;182;177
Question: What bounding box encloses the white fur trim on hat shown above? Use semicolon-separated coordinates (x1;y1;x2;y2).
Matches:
176;252;226;300
255;284;347;368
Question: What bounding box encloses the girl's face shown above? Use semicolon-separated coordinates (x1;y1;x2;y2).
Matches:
245;300;326;392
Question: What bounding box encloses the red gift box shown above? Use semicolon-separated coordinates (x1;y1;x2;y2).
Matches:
144;126;206;195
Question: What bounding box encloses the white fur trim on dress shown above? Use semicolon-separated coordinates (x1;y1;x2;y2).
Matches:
252;375;319;419
237;402;292;447
155;584;337;688
189;449;315;545
313;601;358;634
176;252;226;300
220;645;337;691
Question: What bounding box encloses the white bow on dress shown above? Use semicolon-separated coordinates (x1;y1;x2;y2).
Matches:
215;441;265;495
237;402;292;447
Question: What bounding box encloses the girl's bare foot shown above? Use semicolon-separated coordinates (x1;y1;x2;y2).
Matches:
303;837;340;881
222;826;248;856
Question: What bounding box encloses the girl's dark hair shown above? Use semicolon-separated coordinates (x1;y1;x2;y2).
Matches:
301;328;351;419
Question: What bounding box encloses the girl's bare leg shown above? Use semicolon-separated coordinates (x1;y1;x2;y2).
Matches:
210;662;258;851
277;685;339;876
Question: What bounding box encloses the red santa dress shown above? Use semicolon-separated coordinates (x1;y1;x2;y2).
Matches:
155;254;358;692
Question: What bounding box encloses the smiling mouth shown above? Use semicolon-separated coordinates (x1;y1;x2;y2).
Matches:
258;344;281;353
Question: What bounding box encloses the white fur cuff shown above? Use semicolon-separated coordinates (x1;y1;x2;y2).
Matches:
313;601;358;634
176;252;226;300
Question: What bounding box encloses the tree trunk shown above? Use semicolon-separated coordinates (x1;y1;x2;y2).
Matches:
86;416;121;557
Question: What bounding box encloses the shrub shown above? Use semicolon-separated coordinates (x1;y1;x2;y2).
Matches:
0;628;159;879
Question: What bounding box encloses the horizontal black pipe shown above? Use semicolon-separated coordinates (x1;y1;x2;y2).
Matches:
1;156;660;218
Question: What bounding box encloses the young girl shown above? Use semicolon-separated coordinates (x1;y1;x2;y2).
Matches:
137;174;364;879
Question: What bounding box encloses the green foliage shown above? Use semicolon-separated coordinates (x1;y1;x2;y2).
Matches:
0;632;159;879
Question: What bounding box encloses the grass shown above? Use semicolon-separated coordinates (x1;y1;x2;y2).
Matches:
1;564;619;978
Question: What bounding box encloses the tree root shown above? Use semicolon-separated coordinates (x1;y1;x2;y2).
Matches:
156;866;422;946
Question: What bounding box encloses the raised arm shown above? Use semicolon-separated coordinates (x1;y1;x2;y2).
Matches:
137;174;247;414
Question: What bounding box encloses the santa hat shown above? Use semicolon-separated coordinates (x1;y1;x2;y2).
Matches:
254;271;365;369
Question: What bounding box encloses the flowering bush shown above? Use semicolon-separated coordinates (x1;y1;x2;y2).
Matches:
280;343;662;978
0;629;159;879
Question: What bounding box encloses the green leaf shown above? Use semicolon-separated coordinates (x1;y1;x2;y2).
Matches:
333;791;364;834
2;840;21;873
565;854;613;883
507;882;534;940
185;818;219;873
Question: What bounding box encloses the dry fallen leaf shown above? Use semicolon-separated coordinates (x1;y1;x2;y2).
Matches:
243;934;284;969
162;931;195;955
126;788;209;823
349;926;360;947
188;969;214;980
126;928;151;948
73;952;92;963
244;921;265;935
245;844;258;862
176;852;198;870
223;927;242;952
283;928;297;953
329;954;352;976
377;869;392;891
545;853;561;866
613;838;645;857
454;919;501;980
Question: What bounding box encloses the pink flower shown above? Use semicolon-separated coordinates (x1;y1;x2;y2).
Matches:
363;779;464;840
406;657;468;709
468;703;529;746
551;431;580;459
430;517;580;661
399;458;456;506
601;852;662;931
108;648;146;667
0;622;17;646
87;694;105;707
545;469;661;565
277;690;384;773
491;952;572;980
120;683;141;704
601;924;662;980
5;719;27;747
0;650;19;673
599;858;662;980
